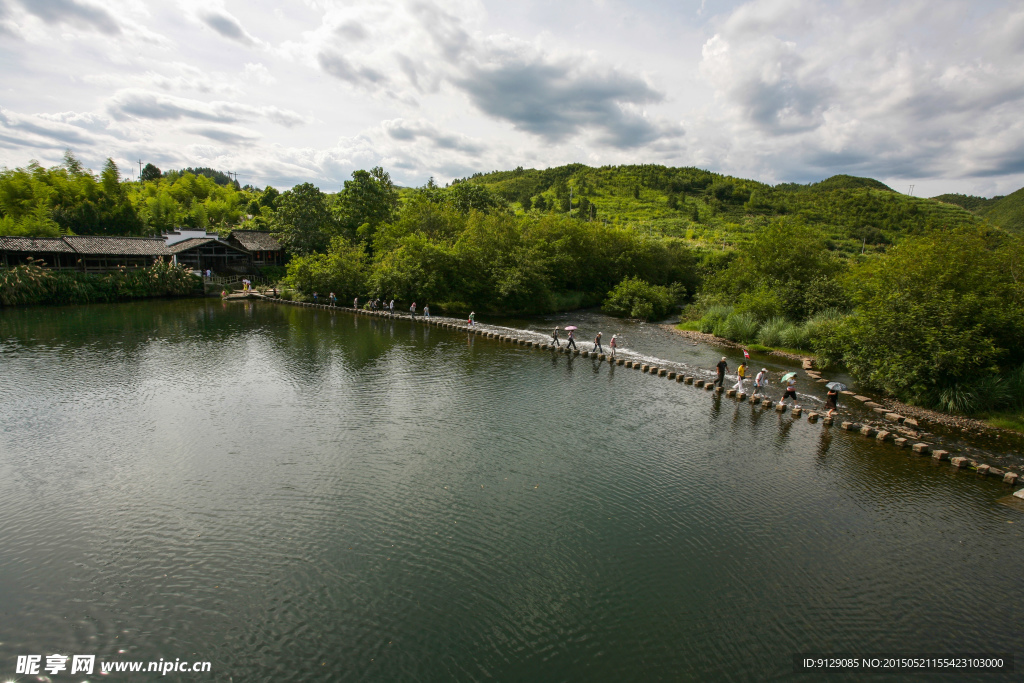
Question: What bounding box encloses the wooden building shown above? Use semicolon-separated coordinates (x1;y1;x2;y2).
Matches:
0;235;169;272
3;230;285;275
0;236;79;269
167;237;252;273
63;236;169;272
227;230;285;267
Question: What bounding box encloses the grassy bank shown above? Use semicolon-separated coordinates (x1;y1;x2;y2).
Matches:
0;260;201;306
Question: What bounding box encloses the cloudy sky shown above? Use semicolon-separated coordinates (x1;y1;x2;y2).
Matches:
1;0;1022;196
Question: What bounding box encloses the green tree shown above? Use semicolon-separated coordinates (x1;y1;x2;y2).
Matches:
334;167;399;244
286;236;369;299
272;183;337;255
603;277;676;320
841;226;1024;403
141;163;162;182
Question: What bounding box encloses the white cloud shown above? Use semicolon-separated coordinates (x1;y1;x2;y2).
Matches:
106;89;309;128
0;0;1022;196
243;62;276;86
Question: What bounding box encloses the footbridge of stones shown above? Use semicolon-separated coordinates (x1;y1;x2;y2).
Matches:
260;297;1023;495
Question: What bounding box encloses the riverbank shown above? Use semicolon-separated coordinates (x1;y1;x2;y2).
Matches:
662;322;1024;443
661;324;810;362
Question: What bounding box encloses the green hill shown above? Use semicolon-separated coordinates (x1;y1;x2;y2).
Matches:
930;188;1024;232
456;165;983;255
803;174;894;192
931;193;998;212
979;186;1024;232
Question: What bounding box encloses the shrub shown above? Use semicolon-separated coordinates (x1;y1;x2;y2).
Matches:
698;304;733;334
756;316;788;346
602;277;675;321
805;309;852;368
934;366;1024;415
0;260;199;306
779;322;809;350
723;311;760;342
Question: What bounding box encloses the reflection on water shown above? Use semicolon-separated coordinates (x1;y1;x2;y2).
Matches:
0;300;1021;682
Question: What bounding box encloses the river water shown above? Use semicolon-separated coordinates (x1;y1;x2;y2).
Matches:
1;300;1020;681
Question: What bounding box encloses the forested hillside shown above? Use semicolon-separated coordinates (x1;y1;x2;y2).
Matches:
932;187;1024;232
461;164;986;253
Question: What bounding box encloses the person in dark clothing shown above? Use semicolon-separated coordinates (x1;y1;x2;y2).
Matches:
593;332;603;353
826;388;839;417
566;329;577;350
715;357;728;388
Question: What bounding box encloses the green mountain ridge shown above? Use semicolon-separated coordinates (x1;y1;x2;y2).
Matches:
931;187;1024;232
452;164;1003;254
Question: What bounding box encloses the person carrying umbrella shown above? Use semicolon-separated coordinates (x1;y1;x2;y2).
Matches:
778;372;799;408
566;327;577;350
714;357;728;388
825;381;846;417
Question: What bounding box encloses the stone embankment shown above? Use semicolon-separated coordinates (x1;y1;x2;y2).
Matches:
263;297;1023;497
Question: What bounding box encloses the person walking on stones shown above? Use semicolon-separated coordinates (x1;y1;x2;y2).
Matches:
593;332;604;354
389;299;395;315
609;334;617;358
552;327;560;347
714;357;728;388
313;291;318;303
410;302;417;316
779;377;799;409
752;368;768;398
424;304;430;317
566;329;577;350
733;361;748;393
825;387;839;418
354;296;359;309
469;311;476;326
329;292;337;306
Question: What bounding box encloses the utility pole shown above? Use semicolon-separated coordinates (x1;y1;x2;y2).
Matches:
138;159;143;181
908;184;915;196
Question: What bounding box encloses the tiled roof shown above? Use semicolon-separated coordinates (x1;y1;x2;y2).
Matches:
62;235;169;256
166;237;218;254
0;236;76;253
166;237;251;255
229;230;282;251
